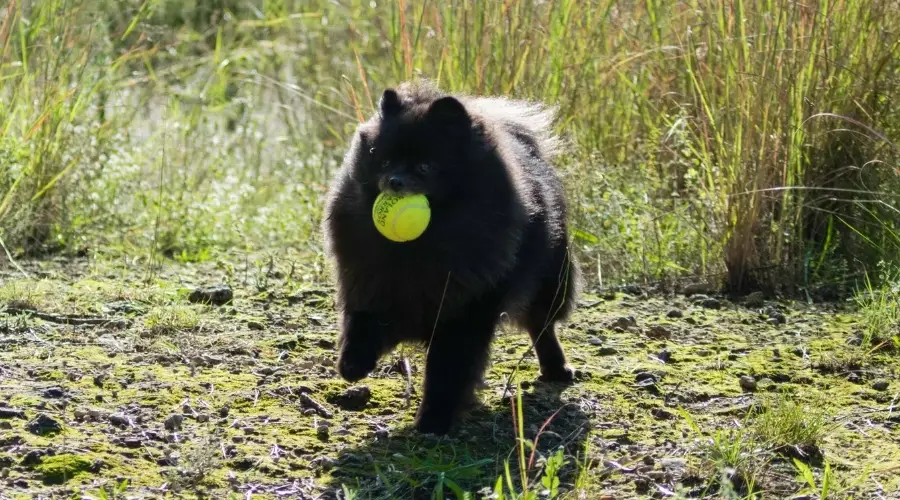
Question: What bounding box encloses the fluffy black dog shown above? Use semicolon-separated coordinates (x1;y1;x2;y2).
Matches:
322;81;578;434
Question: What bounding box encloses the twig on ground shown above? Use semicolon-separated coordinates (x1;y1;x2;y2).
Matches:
0;234;29;279
4;301;130;328
299;393;333;418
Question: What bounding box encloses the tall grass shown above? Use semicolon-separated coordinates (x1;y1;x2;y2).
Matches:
2;0;899;293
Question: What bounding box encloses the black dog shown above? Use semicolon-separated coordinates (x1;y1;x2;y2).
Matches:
322;81;579;434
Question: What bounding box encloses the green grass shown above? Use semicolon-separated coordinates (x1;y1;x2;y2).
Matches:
1;0;899;294
854;261;900;350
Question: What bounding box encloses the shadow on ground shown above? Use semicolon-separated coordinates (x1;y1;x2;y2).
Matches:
324;381;591;500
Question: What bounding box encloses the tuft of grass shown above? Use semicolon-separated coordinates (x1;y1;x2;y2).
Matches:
751;394;830;458
677;407;762;498
854;261;900;350
144;304;201;333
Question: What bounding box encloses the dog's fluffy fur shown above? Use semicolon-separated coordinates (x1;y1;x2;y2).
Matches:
322;81;578;434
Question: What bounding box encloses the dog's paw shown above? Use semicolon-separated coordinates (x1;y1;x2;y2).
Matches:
414;410;454;436
537;365;577;384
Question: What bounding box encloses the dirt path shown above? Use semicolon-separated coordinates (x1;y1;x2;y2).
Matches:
0;257;897;499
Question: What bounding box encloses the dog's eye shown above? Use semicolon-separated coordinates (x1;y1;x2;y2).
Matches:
416;163;431;175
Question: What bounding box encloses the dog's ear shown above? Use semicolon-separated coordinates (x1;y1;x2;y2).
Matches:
379;89;403;116
426;96;470;126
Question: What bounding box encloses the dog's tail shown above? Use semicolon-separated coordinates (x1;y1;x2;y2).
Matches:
463;95;561;160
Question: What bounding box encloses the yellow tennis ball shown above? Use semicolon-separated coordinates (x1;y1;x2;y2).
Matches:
372;192;431;242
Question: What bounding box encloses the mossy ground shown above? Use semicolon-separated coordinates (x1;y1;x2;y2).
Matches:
0;255;898;499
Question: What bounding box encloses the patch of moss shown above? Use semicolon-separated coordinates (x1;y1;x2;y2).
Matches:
35;454;93;484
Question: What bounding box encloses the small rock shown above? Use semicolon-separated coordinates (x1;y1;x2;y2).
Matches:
316;339;335;350
41;386;66;399
0;422;11;430
682;283;716;296
196;414;210;423
665;309;684;319
109;413;131;427
22;449;51;466
312;456;338;471
26;414;62;435
792;346;806;357
635;372;658;384
766;316;785;326
633;477;650;494
646;470;667;481
588;337;604;346
656;350;672;363
218;405;230;418
247;321;265;331
164;414;183;431
742;291;765;308
642;456;655;467
611;315;637;330
188;284;234;306
650;407;674;420
763;307;786;324
646;325;671;339
331;386;372;411
739;375;757;392
699;298;721;310
0;407;25;419
847;372;862;385
872;380;889;391
316;424;330;440
597;347;618;356
123;436;143;448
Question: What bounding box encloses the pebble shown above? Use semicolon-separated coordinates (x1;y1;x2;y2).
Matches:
26;414;62;435
597;347;618;356
656;350;672;363
41;387;66;399
316;424;330;440
188;284;234;306
739;375;757;392
666;309;684;319
164;414;183;431
699;298;722;310
0;407;24;419
610;315;637;330
123;437;143;448
588;337;604;346
109;413;131;427
332;386;372;411
646;325;671;339
872;380;889;391
683;283;716;296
